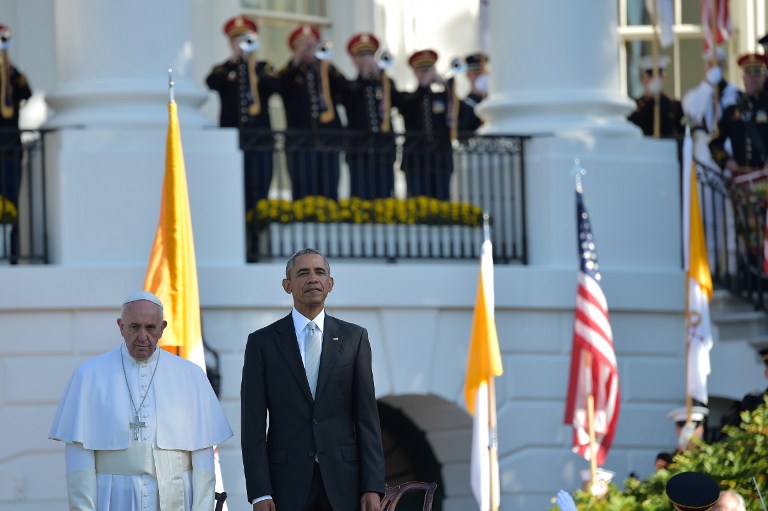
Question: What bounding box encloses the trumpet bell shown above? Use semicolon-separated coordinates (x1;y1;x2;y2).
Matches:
376;50;394;70
315;40;334;60
0;27;12;50
450;57;467;74
239;33;260;53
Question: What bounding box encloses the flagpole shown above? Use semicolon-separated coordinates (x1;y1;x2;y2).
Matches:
481;212;500;511
708;1;720;139
683;124;693;423
584;350;598;485
488;376;500;511
650;0;661;139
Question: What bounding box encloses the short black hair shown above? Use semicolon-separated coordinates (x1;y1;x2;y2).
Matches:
656;451;674;464
285;248;330;278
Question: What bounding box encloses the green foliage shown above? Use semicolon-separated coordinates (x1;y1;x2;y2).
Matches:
549;397;768;511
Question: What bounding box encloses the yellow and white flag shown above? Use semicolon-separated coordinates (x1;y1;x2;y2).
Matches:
682;131;714;405
144;97;227;507
464;239;504;511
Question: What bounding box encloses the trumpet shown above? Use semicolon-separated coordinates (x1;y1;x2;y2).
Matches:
239;33;260;54
0;26;12;51
314;40;334;61
449;57;467;75
376;49;394;70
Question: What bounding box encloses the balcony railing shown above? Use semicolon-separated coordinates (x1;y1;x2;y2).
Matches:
242;129;528;264
1;128;527;266
0;128;48;265
695;158;768;311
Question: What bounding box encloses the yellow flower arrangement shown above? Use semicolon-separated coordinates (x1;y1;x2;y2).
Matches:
0;195;17;224
248;196;487;229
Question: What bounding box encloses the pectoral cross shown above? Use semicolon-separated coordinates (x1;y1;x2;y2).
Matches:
129;415;146;441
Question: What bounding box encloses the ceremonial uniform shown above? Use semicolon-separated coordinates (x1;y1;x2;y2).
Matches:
401;50;454;200
205;15;279;211
628;55;683;138
278;25;346;200
342;33;401;199
0;23;32;263
709;54;768;182
50;347;233;511
628;94;683;138
457;53;490;133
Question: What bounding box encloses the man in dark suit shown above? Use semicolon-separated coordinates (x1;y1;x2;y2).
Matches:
241;248;385;511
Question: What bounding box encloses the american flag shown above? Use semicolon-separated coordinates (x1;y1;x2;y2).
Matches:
701;0;731;51
563;183;620;466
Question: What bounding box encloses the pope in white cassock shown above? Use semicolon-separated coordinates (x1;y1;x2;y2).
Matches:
49;291;234;511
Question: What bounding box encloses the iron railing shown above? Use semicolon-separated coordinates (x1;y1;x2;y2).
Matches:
0;128;48;264
241;129;528;264
695;158;768;312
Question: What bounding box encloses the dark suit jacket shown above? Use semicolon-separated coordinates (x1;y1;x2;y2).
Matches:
241;313;385;511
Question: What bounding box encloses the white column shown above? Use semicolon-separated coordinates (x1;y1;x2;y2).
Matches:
479;0;639;136
44;0;209;128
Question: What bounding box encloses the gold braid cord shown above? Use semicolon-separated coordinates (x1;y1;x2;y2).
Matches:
319;60;335;124
380;75;391;133
0;51;14;120
449;77;458;141
247;53;261;116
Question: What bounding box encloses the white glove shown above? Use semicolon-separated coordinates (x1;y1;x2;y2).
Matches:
678;421;696;450
556;489;577;511
705;66;722;85
474;73;489;95
647;77;662;95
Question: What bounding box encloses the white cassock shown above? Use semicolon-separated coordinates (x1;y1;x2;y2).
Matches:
49;346;234;511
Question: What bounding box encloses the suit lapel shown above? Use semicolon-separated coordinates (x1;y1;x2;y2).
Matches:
315;315;343;401
273;314;314;402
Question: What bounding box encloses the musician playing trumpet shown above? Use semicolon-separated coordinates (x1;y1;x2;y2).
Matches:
400;49;455;200
277;25;347;200
0;23;32;264
205;15;279;216
342;33;402;199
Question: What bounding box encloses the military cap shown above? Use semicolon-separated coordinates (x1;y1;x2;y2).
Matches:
668;406;709;426
638;54;670;73
288;25;321;50
347;32;379;56
737;53;768;72
665;472;720;511
223;15;257;38
408;49;439;70
465;53;489;72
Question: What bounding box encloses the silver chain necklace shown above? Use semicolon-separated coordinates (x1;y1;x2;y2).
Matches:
120;344;160;441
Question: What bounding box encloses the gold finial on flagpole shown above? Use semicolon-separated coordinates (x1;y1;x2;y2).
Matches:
168;67;175;103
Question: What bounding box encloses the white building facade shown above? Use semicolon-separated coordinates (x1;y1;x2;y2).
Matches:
0;1;766;510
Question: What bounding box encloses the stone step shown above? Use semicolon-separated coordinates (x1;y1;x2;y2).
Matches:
712;310;768;341
710;288;759;315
